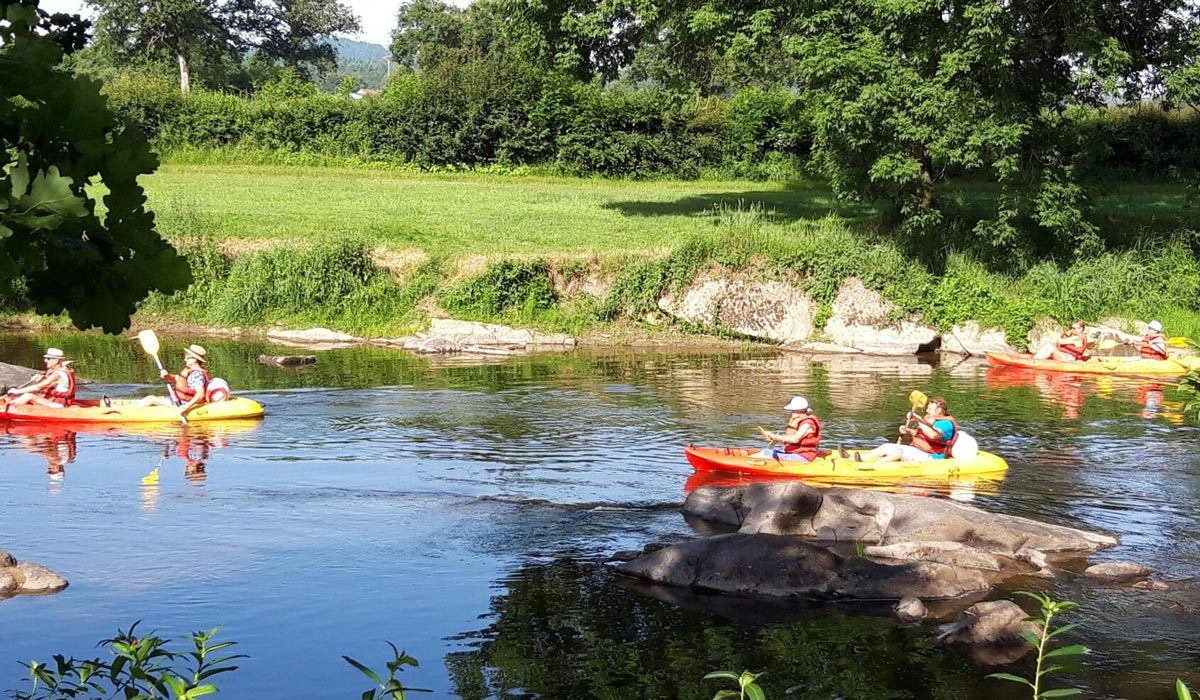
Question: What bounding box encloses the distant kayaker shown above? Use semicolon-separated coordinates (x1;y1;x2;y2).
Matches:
137;344;210;415
1033;320;1090;361
1140;320;1168;360
859;396;956;462
756;396;822;462
3;348;77;408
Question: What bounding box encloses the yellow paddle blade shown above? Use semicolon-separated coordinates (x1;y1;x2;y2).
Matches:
140;467;159;485
137;329;160;356
1168;336;1191;348
908;390;928;409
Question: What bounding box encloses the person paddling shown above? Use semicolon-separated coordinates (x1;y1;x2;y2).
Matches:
1140;320;1168;360
1033;320;1090;361
4;348;77;408
136;344;210;415
756;396;822;462
860;396;957;463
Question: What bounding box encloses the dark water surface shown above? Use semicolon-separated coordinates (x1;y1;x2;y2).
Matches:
1;333;1197;700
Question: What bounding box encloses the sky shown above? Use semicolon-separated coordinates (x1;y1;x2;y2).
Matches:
37;0;470;48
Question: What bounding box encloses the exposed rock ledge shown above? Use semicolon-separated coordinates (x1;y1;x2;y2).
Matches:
617;482;1117;602
1;361;40;393
374;319;576;355
0;550;68;600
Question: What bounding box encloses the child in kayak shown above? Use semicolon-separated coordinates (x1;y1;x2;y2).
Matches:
1032;320;1090;361
1140;320;1168;360
136;344;210;415
756;396;822;462
4;348;77;408
859;396;956;462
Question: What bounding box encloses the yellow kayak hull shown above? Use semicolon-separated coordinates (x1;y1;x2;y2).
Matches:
0;397;265;423
987;351;1200;377
684;445;1009;479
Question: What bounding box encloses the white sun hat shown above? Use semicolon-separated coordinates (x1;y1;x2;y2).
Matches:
784;396;810;412
43;348;65;359
1148;320;1163;331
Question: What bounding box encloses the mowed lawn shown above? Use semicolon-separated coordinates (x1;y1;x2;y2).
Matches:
142;164;876;256
141;164;1197;257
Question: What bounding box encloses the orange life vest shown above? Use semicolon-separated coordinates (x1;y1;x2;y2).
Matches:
784;413;822;461
1058;331;1088;360
40;367;76;406
1140;331;1168;360
171;367;210;402
911;415;958;456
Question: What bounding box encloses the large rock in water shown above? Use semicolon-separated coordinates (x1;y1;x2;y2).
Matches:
267;327;362;349
684;482;1117;554
377;319;576;354
823;278;939;355
616;533;994;600
0;550;68;600
0;361;41;393
942;321;1014;355
657;277;817;343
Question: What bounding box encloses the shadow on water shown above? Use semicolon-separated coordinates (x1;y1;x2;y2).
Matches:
601;188;881;225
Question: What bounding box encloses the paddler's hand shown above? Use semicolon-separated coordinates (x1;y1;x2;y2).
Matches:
159;369;169;379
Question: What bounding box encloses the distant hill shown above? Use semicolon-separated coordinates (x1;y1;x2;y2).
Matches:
319;38;391;92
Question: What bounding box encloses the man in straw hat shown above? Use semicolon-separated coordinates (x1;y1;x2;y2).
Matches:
137;344;211;414
4;348;77;408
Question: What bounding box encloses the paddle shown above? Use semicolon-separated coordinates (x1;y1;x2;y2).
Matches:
141;447;169;486
898;390;929;444
137;329;187;425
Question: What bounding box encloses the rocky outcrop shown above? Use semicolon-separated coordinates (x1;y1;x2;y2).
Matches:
0;361;40;393
376;319;576;355
942;322;1014;356
616;533;995;600
258;354;316;367
267;327;362;349
683;482;1117;554
0;550;68;600
822;279;939;355
657;276;817;343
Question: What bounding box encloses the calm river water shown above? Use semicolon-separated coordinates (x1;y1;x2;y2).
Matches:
1;333;1197;700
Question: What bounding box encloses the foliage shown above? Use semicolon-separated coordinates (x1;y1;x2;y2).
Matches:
1178;341;1200;422
343;643;431;700
1180;679;1194;700
704;670;767;700
0;0;191;334
252;0;361;79
988;591;1089;700
9;623;243;700
390;0;509;72
438;259;558;321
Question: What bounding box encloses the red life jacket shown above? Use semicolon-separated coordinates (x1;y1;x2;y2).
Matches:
172;367;211;401
1058;332;1088;360
1140;331;1168;360
40;367;76;406
911;415;958;456
784;413;822;461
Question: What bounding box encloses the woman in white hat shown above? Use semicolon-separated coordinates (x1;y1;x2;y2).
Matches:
137;344;210;414
1140;320;1168;360
4;348;77;408
756;396;823;462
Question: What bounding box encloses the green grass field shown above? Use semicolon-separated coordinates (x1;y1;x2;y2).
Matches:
143;164;1196;258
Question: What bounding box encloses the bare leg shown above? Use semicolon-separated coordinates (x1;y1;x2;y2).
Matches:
135;395;175;407
860;443;905;463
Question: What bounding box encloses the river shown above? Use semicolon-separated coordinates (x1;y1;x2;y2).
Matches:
1;333;1197;700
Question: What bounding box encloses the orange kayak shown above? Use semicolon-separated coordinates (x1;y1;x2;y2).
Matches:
684;445;1009;480
986;351;1200;377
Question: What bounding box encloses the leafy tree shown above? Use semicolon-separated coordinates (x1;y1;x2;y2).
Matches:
500;0;656;81
251;0;360;80
390;0;510;72
1;0;190;333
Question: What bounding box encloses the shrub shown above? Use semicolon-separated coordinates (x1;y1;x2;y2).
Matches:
438;259;558;320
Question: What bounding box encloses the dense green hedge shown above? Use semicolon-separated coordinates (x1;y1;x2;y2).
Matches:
101;62;1199;180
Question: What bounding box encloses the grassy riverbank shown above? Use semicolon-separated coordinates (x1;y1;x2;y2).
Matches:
9;163;1200;342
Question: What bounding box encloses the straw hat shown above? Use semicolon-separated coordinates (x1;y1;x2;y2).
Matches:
183;344;208;363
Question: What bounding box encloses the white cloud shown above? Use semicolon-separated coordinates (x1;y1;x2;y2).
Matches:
35;0;472;49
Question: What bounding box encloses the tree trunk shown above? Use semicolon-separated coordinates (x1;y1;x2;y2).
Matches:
918;147;935;209
177;52;190;93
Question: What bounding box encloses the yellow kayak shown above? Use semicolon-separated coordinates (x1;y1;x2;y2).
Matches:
684;445;1009;479
0;397;265;423
987;351;1200;377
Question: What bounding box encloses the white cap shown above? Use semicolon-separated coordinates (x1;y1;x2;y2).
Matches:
1148;320;1163;332
784;396;810;412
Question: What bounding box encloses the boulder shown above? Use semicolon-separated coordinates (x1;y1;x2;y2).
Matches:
823;279;939;355
942;322;1014;356
895;596;927;623
0;553;68;600
936;600;1040;665
0;362;41;393
257;355;316;367
863;542;1003;572
658;277;817;343
1132;580;1170;591
381;319;576;355
616;533;994;600
1084;561;1150;583
267;328;362;350
683;482;1118;554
